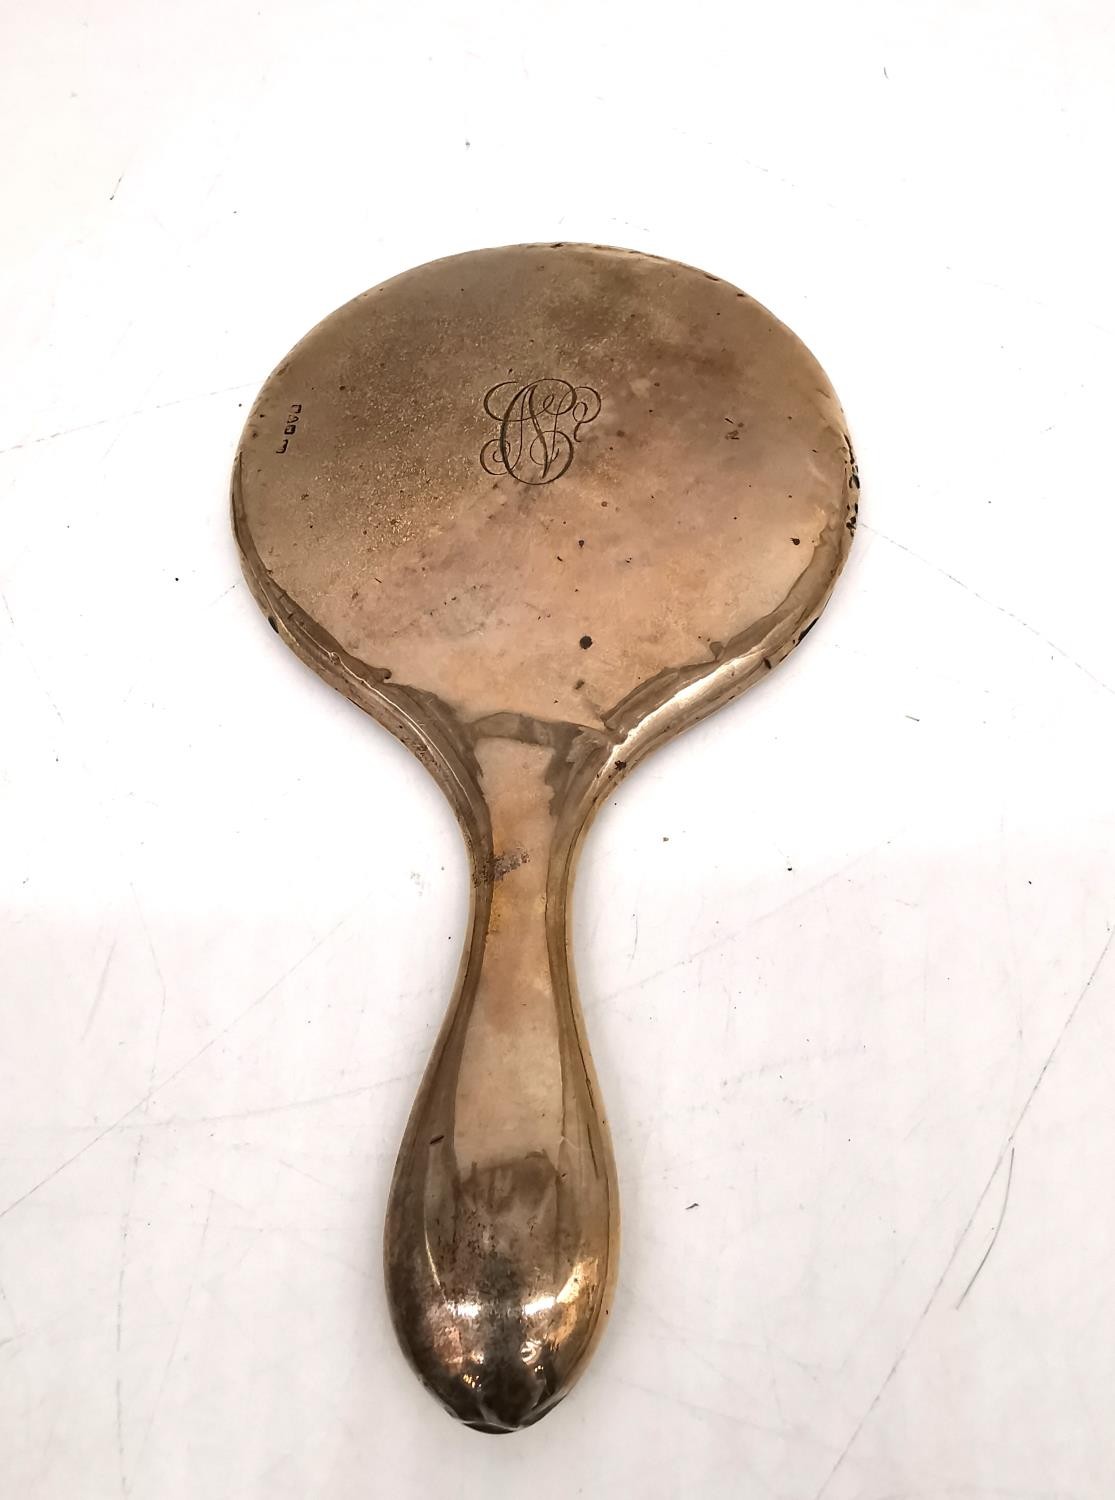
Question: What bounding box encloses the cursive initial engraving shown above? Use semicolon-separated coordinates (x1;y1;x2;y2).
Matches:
481;379;601;485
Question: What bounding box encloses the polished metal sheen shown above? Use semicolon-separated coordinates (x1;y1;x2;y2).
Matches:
232;243;857;1432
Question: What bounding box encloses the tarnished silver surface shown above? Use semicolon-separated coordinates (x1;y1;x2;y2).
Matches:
232;243;857;1431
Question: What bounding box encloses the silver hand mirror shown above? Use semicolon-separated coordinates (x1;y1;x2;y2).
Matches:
232;243;857;1432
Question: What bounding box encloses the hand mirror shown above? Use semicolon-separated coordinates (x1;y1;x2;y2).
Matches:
232;243;857;1433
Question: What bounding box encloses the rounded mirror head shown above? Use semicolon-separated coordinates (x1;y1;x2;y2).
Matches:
233;243;857;756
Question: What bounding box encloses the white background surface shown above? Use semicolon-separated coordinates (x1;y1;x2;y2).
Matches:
2;2;1114;1496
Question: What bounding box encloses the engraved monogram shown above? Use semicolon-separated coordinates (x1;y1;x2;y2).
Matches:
480;379;601;485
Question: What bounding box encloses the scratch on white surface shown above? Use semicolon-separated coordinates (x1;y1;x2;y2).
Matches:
82;940;117;1040
131;887;168;1045
613;1370;819;1470
812;923;1115;1498
726;1044;863;1085
608;839;890;1011
0;382;254;458
953;262;1115;342
205;580;239;609
256;1225;378;1284
0;1113;139;1224
114;888;173;1495
757;1295;789;1430
116;1134;143;1497
275;1159;356;1197
836;1185;958;1377
0;905;360;1222
113;893;170;1496
0;1270;33;1470
149;902;361;1087
0;1272;17;1336
136;1190;214;1471
627;1284;827;1385
862;522;1115;699
1;586;66;724
955;1147;1016;1309
144;1074;418;1128
665;119;861;230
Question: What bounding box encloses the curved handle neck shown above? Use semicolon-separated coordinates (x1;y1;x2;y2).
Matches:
453;736;575;1165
